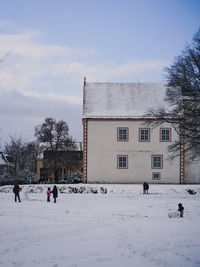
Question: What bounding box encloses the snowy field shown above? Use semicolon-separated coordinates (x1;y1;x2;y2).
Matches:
0;184;200;267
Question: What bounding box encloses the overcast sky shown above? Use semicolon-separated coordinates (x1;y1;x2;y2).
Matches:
0;0;199;147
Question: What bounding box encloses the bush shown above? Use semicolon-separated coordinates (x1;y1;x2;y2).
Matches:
0;177;30;186
64;173;82;184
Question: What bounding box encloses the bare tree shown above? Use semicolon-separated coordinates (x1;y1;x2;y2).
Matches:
147;27;200;162
34;117;79;182
4;136;37;180
0;52;12;64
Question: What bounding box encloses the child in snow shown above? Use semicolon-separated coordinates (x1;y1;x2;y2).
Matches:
178;203;184;217
46;187;51;202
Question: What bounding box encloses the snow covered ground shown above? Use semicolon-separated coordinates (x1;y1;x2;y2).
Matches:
0;184;200;267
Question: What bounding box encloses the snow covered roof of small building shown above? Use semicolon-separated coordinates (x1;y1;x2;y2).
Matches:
74;142;83;151
83;82;168;118
0;152;10;165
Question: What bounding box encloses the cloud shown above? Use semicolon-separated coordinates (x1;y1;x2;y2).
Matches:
0;30;96;95
0;88;82;146
0;25;167;92
54;59;166;80
0;22;167;145
19;89;82;106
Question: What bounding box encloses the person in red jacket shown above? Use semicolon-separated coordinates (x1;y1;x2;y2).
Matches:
13;184;21;202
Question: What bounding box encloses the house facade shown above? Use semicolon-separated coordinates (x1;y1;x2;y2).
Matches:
82;80;199;184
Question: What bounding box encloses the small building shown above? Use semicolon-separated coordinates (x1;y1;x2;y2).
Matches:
82;80;200;184
0;152;13;178
36;142;83;183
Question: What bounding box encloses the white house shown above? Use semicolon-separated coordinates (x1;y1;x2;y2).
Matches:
82;79;200;184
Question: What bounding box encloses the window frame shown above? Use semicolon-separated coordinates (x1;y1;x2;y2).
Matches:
151;155;163;169
160;128;172;142
152;172;161;180
117;155;128;169
139;128;150;142
117;127;129;142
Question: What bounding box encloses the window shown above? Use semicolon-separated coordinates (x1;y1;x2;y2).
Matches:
152;172;161;180
117;155;128;169
139;128;150;142
160;128;171;142
152;155;163;169
117;127;128;141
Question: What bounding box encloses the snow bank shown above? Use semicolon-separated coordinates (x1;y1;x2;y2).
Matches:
0;184;108;194
1;183;200;195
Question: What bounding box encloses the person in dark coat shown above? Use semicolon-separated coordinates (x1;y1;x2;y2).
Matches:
178;203;184;217
143;182;149;194
13;184;21;202
51;185;58;203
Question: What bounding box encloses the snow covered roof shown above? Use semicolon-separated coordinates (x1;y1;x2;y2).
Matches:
83;82;168;118
0;153;5;165
0;152;9;165
74;142;83;151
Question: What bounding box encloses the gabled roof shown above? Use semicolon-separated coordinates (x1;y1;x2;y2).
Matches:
83;82;168;119
0;152;11;165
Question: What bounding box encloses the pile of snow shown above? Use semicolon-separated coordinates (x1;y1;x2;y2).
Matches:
168;211;180;218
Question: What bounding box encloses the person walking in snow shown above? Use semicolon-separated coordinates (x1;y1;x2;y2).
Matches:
51;185;58;203
46;187;51;202
13;184;21;202
143;182;149;194
178;203;184;217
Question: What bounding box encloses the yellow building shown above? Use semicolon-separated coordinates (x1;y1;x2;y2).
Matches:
36;142;83;183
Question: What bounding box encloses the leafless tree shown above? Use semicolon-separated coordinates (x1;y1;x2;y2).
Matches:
34;117;80;182
0;52;12;64
146;27;200;162
4;136;37;179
